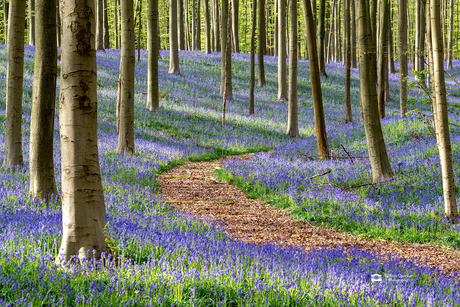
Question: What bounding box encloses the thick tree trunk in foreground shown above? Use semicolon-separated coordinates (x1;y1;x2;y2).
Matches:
428;0;458;220
117;0;135;155
277;0;287;100
147;0;160;111
3;0;25;170
398;0;408;116
29;0;58;200
286;0;299;137
169;0;180;74
257;0;266;86
220;0;232;97
377;0;388;118
356;0;393;182
301;0;329;156
57;0;108;262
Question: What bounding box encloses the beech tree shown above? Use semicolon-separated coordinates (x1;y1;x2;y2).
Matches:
232;0;239;52
3;0;25;170
356;0;393;182
447;0;454;69
257;0;266;86
415;0;425;85
249;0;256;114
96;0;104;50
204;0;211;53
286;0;298;137
29;0;58;200
28;0;35;45
147;0;160;111
277;0;287;100
117;0;136;154
377;0;389;118
169;0;180;74
220;0;232;97
344;0;351;122
317;0;327;77
398;0;408;116
57;0;108;262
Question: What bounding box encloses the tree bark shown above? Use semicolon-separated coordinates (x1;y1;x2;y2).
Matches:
258;0;266;86
29;0;35;45
192;0;196;49
169;0;180;73
428;0;458;219
387;5;395;74
117;0;136;155
147;0;160;110
138;0;142;61
274;0;278;56
232;0;239;52
204;0;211;53
178;0;185;49
356;0;393;182
277;0;287;100
219;0;232;97
57;0;108;262
286;0;298;137
103;0;110;48
317;0;326;76
351;0;356;68
415;0;425;85
344;0;351;122
377;0;389;118
222;1;232;124
29;0;57;200
3;0;8;43
249;0;256;114
114;0;119;49
96;0;104;49
447;0;453;69
398;0;408;116
196;0;201;50
56;0;60;47
213;0;220;51
3;0;25;170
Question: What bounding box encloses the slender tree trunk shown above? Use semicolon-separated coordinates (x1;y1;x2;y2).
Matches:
115;0;119;49
197;0;201;50
387;5;395;74
286;0;298;137
377;0;388;118
326;0;335;62
28;0;34;45
169;0;180;73
138;0;142;61
117;0;136;155
222;1;231;124
57;0;108;263
178;0;185;49
232;0;239;52
274;0;278;56
3;0;25;170
249;0;256;114
219;0;232;97
29;0;57;200
398;0;408;116
147;0;160;110
344;0;351;122
184;0;191;49
213;0;220;51
103;0;110;48
192;0;196;49
258;0;266;86
96;0;104;49
351;0;356;67
415;0;425;85
277;0;287;100
317;0;326;76
370;0;377;48
447;0;453;69
56;0;60;47
3;0;8;43
204;0;211;53
428;0;458;219
356;0;393;182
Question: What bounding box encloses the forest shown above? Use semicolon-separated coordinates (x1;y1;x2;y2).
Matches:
1;0;460;305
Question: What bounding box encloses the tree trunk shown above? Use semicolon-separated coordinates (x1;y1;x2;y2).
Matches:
249;0;256;114
96;0;104;49
415;0;425;85
57;0;108;263
301;0;329;155
178;0;185;49
29;0;58;200
56;0;60;47
398;0;408;116
356;0;393;182
428;0;458;219
370;0;377;48
286;0;298;137
3;0;8;43
138;0;142;61
196;0;201;50
222;2;232;124
274;0;278;56
28;0;34;45
147;0;160;110
447;0;453;69
204;0;211;53
344;0;351;122
258;0;266;86
377;0;388;118
387;5;395;74
169;0;180;73
114;0;119;49
3;0;25;170
317;0;326;76
351;0;356;68
117;0;136;155
277;0;287;100
213;0;220;51
104;0;110;49
192;0;196;49
232;0;239;52
219;0;232;97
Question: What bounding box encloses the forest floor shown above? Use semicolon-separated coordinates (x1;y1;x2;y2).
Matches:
159;153;460;277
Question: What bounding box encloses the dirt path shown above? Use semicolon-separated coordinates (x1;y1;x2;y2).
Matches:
158;154;460;277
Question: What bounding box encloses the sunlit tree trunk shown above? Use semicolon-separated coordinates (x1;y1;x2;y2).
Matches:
249;0;256;114
286;0;298;137
220;0;232;97
258;0;266;86
356;0;393;182
3;0;25;170
147;0;160;110
57;0;108;263
117;0;135;155
351;0;356;68
29;0;57;200
169;0;180;73
277;0;287;100
28;0;35;45
398;0;407;116
428;0;458;220
344;0;351;122
377;0;388;118
204;0;211;53
447;0;453;69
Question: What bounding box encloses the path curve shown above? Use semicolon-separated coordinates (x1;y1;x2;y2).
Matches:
158;154;460;277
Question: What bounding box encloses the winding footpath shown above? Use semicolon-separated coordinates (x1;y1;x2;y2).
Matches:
158;154;460;277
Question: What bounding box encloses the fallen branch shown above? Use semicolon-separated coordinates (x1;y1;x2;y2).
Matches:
340;144;354;164
309;169;331;180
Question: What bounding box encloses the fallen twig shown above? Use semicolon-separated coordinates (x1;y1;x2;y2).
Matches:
309;169;331;180
340;144;354;164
